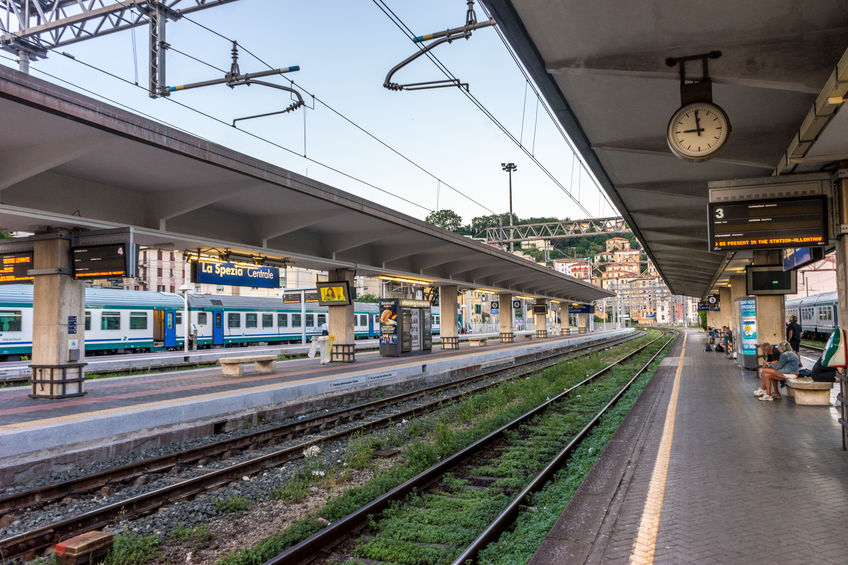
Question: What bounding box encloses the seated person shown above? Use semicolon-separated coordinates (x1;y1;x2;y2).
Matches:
758;342;779;378
808;357;838;383
755;341;799;400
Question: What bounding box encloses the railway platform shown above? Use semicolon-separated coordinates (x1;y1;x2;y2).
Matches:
532;329;848;565
0;328;630;484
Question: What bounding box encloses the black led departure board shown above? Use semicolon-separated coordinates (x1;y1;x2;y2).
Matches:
708;196;827;251
0;251;33;283
73;244;130;279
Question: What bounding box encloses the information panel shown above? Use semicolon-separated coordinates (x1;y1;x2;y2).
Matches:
194;260;280;288
0;251;33;283
73;244;130;279
568;304;594;314
316;281;352;306
708;196;827;251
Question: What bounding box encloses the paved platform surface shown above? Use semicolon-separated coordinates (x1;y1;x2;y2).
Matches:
532;329;848;565
0;329;627;470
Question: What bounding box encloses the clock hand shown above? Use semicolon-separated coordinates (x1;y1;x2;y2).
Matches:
694;109;703;136
682;128;704;133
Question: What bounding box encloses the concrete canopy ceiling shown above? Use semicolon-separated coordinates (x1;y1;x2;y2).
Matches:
486;0;848;297
0;65;611;304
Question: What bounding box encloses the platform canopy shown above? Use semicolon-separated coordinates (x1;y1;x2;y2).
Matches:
0;65;611;304
487;0;848;297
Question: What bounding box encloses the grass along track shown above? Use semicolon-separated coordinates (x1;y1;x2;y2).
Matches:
224;331;672;565
1;333;637;563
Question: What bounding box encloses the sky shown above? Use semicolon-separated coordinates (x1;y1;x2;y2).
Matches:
0;0;617;227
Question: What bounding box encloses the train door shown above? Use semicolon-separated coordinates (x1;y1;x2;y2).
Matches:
164;310;177;348
213;311;224;346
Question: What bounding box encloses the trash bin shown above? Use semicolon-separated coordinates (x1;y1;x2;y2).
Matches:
318;335;333;364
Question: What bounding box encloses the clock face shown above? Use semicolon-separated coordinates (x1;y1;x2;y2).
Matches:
666;102;731;160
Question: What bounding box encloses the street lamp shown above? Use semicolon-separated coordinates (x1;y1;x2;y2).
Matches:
501;162;517;252
179;284;193;353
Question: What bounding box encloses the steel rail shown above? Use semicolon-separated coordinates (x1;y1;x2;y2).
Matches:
264;333;669;565
452;333;675;564
0;333;633;516
0;333;635;561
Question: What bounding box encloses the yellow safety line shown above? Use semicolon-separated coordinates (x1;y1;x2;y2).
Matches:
630;331;687;564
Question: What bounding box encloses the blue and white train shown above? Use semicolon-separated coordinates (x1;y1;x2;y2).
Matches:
785;291;838;341
0;285;441;360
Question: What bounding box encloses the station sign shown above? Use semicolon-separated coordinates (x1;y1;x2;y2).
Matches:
512;300;521;309
0;251;33;284
707;195;828;251
316;281;352;306
568;304;594;314
73;243;136;279
782;247;824;272
697;301;710;311
194;259;280;288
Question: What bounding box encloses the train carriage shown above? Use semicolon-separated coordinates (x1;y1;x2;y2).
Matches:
785;291;838;341
0;285;430;360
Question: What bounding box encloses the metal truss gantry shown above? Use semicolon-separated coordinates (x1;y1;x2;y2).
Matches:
0;0;238;95
484;216;630;244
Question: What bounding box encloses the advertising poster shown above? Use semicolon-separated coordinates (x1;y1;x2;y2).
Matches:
740;298;758;356
379;299;398;346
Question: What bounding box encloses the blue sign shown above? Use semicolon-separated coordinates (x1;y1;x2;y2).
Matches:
568;304;593;314
740;297;758;356
782;247;823;271
195;260;280;288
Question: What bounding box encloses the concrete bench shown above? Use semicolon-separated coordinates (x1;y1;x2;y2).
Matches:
218;355;277;377
468;337;488;347
786;377;834;406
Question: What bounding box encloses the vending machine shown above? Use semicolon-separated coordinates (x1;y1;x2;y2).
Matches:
379;298;433;357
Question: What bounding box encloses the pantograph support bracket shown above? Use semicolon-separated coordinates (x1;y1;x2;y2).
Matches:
383;0;494;92
165;41;305;124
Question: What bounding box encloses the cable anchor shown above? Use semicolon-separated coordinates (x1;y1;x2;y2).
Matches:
383;0;495;92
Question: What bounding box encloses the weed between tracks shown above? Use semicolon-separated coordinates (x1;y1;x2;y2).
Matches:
218;331;668;565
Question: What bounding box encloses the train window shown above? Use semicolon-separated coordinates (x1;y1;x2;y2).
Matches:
317;314;326;326
306;314;315;327
228;313;241;328
819;308;833;321
85;312;91;331
129;312;148;330
278;314;288;327
245;313;258;328
0;311;21;332
197;312;208;325
262;313;274;328
101;311;121;331
292;313;302;327
175;312;182;325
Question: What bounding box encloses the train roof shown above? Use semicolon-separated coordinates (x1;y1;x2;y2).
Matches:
786;291;838;308
0;284;185;308
188;294;288;311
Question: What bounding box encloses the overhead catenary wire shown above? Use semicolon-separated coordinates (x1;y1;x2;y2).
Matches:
477;1;617;217
171;8;496;215
50;0;492;217
372;0;595;219
28;47;433;214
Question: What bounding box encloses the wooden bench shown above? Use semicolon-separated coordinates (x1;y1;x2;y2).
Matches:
521;333;534;341
218;355;277;377
786;377;834;406
468;337;488;347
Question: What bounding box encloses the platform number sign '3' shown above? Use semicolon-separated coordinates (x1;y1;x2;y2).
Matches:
714;207;724;219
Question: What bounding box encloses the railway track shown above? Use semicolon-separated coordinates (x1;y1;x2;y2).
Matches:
265;332;674;565
0;331;637;562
